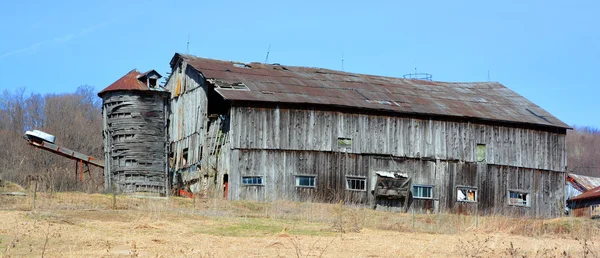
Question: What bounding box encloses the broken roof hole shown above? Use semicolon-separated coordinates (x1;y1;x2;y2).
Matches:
216;82;250;90
233;63;252;69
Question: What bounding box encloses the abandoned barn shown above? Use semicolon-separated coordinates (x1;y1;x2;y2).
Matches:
160;53;570;217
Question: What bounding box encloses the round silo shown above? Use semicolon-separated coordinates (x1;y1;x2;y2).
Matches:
98;69;169;195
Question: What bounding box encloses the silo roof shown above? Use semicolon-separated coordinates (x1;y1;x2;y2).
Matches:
98;69;164;96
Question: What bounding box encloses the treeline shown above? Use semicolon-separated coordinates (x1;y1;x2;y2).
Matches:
0;86;103;191
0;86;599;192
566;126;600;177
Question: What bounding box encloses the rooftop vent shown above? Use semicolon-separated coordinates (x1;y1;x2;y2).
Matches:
403;68;432;81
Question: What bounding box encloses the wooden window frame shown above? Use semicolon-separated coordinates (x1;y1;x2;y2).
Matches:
345;176;366;191
508;189;530;207
457;186;478;203
413;185;434;199
476;144;486;162
337;137;352;151
241;176;264;186
295;175;316;188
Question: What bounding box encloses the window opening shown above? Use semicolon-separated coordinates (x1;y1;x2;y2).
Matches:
295;175;316;187
508;190;530;206
216;82;249;90
457;187;477;202
413;185;433;199
149;78;157;88
346;176;366;191
337;137;352;150
242;176;263;185
476;144;486;162
591;204;600;219
182;148;189;167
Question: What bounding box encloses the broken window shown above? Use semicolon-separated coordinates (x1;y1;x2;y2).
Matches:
216;82;249;90
182;148;189;167
242;176;263;186
508;190;530;206
337;137;352;150
476;144;486;162
124;159;137;167
105;101;124;108
112;134;135;142
413;185;433;199
346;176;366;191
591;205;600;219
108;112;131;119
149;78;157;88
295;175;316;188
457;187;477;202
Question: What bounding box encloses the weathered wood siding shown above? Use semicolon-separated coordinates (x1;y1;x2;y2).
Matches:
230;150;369;203
101;92;168;194
164;62;208;171
230;106;566;172
228;105;566;217
229;150;565;217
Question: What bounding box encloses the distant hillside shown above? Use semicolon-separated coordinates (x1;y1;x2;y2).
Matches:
567;126;600;177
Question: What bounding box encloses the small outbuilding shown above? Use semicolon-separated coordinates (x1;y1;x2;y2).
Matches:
567;185;600;219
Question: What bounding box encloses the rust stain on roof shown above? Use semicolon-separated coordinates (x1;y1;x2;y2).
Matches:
172;53;570;129
98;69;163;96
569;185;600;202
567;173;600;192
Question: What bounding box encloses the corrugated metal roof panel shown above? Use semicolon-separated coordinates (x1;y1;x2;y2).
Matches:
98;70;147;96
175;53;570;129
569;185;600;202
567;173;600;192
98;69;165;96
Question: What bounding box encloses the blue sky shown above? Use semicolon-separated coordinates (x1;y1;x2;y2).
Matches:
1;0;598;128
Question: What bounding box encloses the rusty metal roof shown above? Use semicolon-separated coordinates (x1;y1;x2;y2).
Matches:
569;185;600;202
173;53;570;129
98;69;164;96
567;173;600;192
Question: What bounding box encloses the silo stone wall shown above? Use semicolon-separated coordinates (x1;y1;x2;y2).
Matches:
102;91;168;194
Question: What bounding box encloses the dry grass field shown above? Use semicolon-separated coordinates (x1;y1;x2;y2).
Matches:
0;190;598;257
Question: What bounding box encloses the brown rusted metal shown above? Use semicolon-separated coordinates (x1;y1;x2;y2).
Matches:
27;139;104;168
567;173;600;192
171;53;569;129
569;185;600;202
98;69;162;96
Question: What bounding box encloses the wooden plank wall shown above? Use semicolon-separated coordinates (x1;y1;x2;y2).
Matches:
229;150;565;217
101;92;168;193
230;150;369;204
164;62;208;172
231;106;567;172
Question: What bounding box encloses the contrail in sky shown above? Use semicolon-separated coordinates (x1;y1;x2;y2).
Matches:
0;19;114;60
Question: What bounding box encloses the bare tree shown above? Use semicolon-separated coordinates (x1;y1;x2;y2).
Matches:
567;126;600;177
0;86;103;191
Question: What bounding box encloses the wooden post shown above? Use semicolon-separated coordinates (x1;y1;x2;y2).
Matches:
476;203;479;229
412;207;415;229
79;160;83;182
339;199;343;239
32;180;38;210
